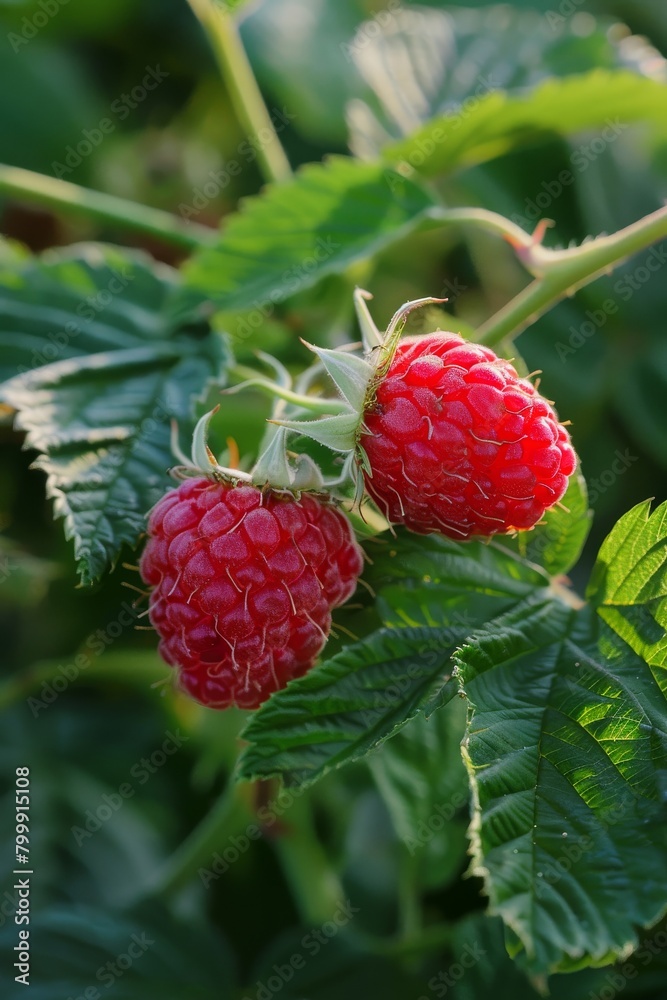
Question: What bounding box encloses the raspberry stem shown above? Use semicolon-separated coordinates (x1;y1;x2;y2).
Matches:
271;796;346;925
476;204;667;345
0;163;214;251
228;364;352;415
185;0;292;185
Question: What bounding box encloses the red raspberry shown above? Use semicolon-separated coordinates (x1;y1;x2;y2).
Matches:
361;333;576;539
140;478;363;709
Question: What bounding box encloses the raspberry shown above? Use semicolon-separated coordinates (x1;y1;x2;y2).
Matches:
361;333;576;539
140;478;363;709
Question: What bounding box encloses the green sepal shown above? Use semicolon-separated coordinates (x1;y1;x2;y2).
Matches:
273;411;361;453
301;340;373;411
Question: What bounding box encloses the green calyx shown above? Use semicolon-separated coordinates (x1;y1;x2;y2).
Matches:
177;290;447;502
169;405;325;494
254;288;446;473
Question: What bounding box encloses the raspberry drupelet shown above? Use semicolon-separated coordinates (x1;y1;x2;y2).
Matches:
140;478;363;709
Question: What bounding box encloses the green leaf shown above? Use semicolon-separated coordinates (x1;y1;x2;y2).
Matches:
587;499;667;684
347;3;667;161
508;472;591;578
0;243;229;584
588;499;667;609
369;698;470;889
0;903;236;999
457;592;667;974
174;157;436;316
237;625;464;789
259;527;545;808
383;71;667;178
368;527;547;630
438;912;611;1000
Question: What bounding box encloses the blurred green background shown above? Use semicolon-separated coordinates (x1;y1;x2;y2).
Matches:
1;0;666;996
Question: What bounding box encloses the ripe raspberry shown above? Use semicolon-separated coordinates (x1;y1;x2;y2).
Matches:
361;333;576;539
140;477;363;709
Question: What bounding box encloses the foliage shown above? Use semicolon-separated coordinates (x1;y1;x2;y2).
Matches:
1;0;667;997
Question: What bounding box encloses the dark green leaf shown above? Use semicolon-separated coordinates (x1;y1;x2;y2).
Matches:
0;243;229;584
368;527;547;629
174;157;436;316
237;625;463;788
0;903;235;999
369;699;470;889
457;593;667;974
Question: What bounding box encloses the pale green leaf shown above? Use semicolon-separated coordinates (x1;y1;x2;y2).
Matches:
383;72;667;178
347;4;667;162
174;157;436;316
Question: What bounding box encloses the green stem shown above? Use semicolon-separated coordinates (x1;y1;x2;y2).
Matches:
0;164;214;250
228;364;350;414
426;205;536;253
398;853;421;940
476;205;667;346
154;782;248;898
271;796;345;926
186;0;291;184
